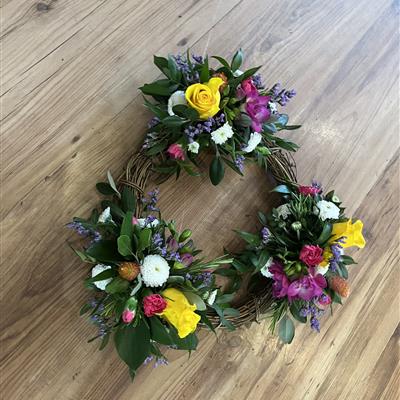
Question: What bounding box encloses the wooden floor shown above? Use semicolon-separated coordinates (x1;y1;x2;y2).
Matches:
1;0;399;399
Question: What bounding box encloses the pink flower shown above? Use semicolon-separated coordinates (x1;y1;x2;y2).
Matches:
132;216;139;225
298;185;321;196
287;274;327;301
316;293;332;309
167;143;185;161
181;253;194;267
299;245;324;267
122;309;135;324
245;95;271;132
237;78;258;99
269;260;290;298
143;294;167;317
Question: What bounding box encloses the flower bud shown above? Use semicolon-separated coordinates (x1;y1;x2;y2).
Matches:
179;229;192;242
122;309;135;324
118;262;140;281
291;221;302;231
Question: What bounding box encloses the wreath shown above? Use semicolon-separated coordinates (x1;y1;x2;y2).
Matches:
68;50;365;379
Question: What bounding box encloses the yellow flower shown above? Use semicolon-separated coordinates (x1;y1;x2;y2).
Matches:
185;77;224;119
319;247;333;267
331;219;366;248
160;288;200;338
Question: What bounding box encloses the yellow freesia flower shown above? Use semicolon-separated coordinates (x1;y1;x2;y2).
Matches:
185;77;224;119
330;219;366;248
160;288;200;338
319;247;333;267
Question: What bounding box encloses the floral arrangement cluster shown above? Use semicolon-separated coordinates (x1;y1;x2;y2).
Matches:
68;172;236;378
232;182;365;342
140;49;300;185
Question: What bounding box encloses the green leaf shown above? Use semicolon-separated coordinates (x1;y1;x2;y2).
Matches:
275;114;289;127
86;240;120;263
317;222;333;245
223;308;240;317
114;319;151;371
145;140;168;156
167;55;180;81
99;333;110;351
96;182;116;196
271;184;291;194
138;228;152;251
235;230;261;246
105;276;130;293
212;55;230;69
273;136;299;152
256;249;270;272
143;98;168;119
209;156;225;186
117;235;133;256
107;170;120;197
153;55;168;73
79;303;92;316
169;328;198;350
120;211;133;238
161;115;186;127
278;315;295;344
215;293;235;304
149;317;174;345
331;291;342;304
139;81;171;97
341;255;357;265
289;302;307;323
172;105;199;121
199;56;210;83
121;187;136;213
72;248;96;263
166;275;185;284
231;48;243;72
183;292;207;311
101;200;125;220
86;268;116;283
198;311;216;333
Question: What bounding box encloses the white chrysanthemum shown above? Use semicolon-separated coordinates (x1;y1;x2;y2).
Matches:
188;141;200;154
141;255;170;287
98;207;112;223
211;122;234;145
276;204;291;220
137;218;159;228
315;200;340;221
207;289;218;305
260;257;274;278
233;69;243;77
91;264;112;291
168;90;187;116
242;132;262;153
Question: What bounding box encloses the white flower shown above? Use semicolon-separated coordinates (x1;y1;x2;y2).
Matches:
268;101;278;114
137;218;159;228
91;264;112;291
167;91;187;116
242;132;262;153
276;204;291;220
188;141;200;154
233;69;243;77
98;207;112;223
141;255;170;287
207;289;218;305
260;257;274;278
315;200;340;221
211;122;234;145
316;265;329;276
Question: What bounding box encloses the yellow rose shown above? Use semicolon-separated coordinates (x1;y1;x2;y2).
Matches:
160;288;201;338
330;219;366;248
185;77;224;119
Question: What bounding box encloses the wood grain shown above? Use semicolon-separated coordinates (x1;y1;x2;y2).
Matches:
1;0;399;399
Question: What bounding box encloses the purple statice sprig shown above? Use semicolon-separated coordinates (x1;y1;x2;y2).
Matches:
261;227;271;244
184;113;226;141
269;83;296;106
252;74;264;90
142;188;160;212
173;53;203;84
299;303;324;333
67;221;102;243
143;355;169;368
234;154;245;173
328;241;344;272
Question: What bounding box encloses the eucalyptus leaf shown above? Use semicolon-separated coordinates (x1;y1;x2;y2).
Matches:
278;315;295;344
105;277;130;294
183;292;207;311
117;235;133;256
209;156;225;186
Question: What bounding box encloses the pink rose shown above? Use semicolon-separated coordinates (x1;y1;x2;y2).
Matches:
237;78;258;99
143;294;167;317
298;185;320;196
299;245;324;267
167;143;185;161
245;95;271;132
269;260;290;298
122;309;135;324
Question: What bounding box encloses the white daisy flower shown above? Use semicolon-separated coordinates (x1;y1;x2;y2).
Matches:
137;218;159;228
316;265;329;276
260;257;274;278
211;122;234;145
141;255;170;287
242;132;262;153
188;141;200;154
268;101;278;115
167;91;187;116
315;200;340;221
91;264;112;291
207;289;218;305
276;204;291;220
98;207;112;223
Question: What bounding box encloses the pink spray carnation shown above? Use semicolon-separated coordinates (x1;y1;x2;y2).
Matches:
237;78;259;99
287;274;327;301
122;309;135;324
245;95;271;132
143;294;167;317
269;260;290;298
298;185;321;196
167;143;185;161
299;245;324;267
